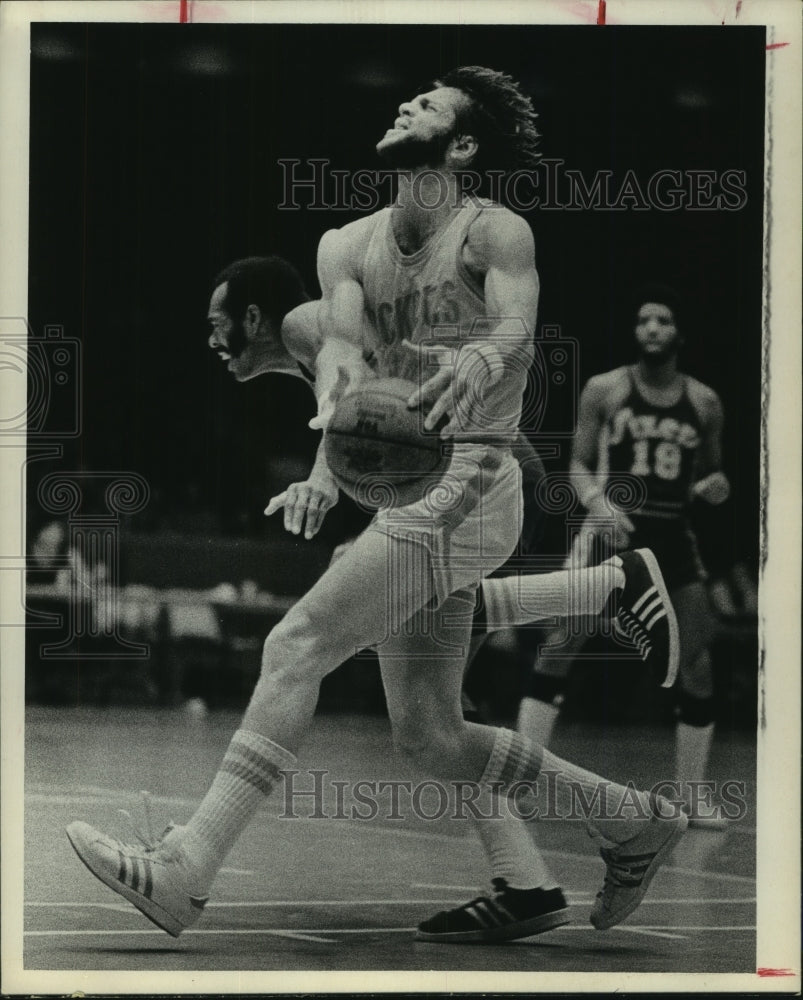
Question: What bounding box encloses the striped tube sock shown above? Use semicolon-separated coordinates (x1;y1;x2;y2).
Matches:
180;729;296;894
481;564;623;631
472;788;557;890
481;728;653;844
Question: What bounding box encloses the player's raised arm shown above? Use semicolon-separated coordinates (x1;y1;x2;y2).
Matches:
311;226;372;430
410;209;539;434
480;209;540;344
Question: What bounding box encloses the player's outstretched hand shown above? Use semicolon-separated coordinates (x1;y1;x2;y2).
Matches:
691;471;730;505
585;494;635;550
612;512;634;550
402;339;456;436
264;473;339;539
585;493;636;552
402;339;504;438
309;366;351;431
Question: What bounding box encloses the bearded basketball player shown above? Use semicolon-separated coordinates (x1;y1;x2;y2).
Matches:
66;68;686;943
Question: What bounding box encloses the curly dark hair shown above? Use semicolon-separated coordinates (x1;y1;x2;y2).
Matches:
631;282;684;333
433;65;541;175
213;256;309;332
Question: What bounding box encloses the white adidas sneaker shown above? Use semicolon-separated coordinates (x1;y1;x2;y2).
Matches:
66;817;207;938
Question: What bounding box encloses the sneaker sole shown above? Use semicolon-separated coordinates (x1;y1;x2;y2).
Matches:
415;907;571;944
590;813;688;931
634;548;680;688
65;826;185;938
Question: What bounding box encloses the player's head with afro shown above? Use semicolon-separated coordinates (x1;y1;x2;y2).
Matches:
630;281;686;357
631;282;684;332
431;66;541;176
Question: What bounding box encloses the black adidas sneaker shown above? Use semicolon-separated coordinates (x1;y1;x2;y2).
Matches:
415;879;570;943
604;548;680;688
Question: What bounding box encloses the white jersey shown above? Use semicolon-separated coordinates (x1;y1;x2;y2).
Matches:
359;198;533;444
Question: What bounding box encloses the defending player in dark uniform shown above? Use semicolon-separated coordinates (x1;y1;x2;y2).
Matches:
520;284;731;826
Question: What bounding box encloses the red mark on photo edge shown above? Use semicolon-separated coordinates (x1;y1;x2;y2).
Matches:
179;0;189;23
766;42;790;50
757;968;796;977
597;0;606;25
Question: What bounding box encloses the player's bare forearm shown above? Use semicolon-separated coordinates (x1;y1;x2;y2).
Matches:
313;227;372;427
312;335;365;422
409;211;538;432
570;458;605;508
309;436;338;490
690;389;729;504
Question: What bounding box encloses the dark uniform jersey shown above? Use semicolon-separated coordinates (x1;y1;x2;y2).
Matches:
602;367;707;589
605;368;702;524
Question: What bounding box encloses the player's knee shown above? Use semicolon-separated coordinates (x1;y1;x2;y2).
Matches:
260;609;328;682
679;648;713;699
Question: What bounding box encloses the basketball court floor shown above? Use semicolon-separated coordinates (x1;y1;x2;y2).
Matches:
23;705;756;976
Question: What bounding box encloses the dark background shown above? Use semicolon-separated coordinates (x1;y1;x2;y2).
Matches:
27;23;765;568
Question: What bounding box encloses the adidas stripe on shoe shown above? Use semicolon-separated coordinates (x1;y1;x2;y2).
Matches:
416;880;570;943
590;797;688;930
66;816;206;938
605;548;680;688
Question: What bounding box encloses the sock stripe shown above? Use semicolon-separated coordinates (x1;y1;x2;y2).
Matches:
499;738;531;786
220;758;279;795
227;754;284;788
229;739;287;775
481;729;542;789
181;730;298;894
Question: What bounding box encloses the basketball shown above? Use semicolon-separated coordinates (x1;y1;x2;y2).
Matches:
324;377;453;509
